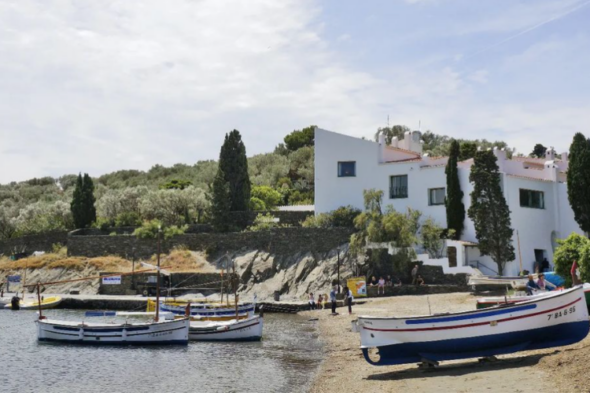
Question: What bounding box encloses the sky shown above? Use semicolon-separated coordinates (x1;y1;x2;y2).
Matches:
1;0;589;183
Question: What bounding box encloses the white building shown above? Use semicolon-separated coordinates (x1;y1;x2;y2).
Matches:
314;127;583;276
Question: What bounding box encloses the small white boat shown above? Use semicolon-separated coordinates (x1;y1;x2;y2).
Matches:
5;296;62;310
355;286;589;366
147;299;255;320
189;315;263;342
37;317;189;345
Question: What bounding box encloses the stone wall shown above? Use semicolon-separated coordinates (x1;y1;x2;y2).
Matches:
68;227;355;259
0;231;68;256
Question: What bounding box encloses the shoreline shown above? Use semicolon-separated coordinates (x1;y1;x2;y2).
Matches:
305;292;590;393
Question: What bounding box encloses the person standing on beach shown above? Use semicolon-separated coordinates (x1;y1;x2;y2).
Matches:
308;293;316;310
330;287;337;314
344;286;353;314
378;276;385;295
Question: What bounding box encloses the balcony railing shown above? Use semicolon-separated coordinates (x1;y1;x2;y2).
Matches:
389;186;408;199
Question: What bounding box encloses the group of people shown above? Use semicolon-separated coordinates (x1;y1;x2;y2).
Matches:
525;273;556;296
368;275;401;295
308;285;353;315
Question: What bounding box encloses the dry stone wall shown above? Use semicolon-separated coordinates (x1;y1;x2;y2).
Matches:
0;231;68;256
68;228;355;259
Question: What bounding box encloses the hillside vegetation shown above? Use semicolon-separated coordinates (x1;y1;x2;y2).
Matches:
0;125;510;241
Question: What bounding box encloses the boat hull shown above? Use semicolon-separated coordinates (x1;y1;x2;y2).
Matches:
147;299;255;319
358;286;589;366
37;318;189;345
4;296;62;310
189;316;263;342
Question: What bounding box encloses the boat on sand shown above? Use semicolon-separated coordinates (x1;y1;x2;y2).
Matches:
477;283;590;311
354;286;589;366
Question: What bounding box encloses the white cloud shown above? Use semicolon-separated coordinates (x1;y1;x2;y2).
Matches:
0;0;588;184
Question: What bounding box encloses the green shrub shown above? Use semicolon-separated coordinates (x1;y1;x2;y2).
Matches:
301;213;332;228
115;212;142;227
248;213;281;232
133;219;188;240
249;197;266;211
331;205;361;227
553;232;590;287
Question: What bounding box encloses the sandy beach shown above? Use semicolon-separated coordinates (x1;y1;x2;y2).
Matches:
307;293;590;393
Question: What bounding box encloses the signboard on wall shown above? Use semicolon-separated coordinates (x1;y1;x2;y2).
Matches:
7;275;21;283
102;276;122;285
347;277;367;297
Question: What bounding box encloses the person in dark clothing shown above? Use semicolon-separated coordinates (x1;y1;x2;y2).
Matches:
541;258;550;272
344;286;353;314
330;287;337;314
526;274;540;295
11;295;20;311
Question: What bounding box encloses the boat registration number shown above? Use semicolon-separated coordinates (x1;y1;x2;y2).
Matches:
547;306;576;321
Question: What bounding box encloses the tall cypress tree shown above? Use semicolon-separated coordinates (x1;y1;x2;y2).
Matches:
71;174;85;229
210;168;231;232
445;140;465;239
467;150;515;275
567;132;590;234
71;173;96;229
82;173;97;226
218;130;251;211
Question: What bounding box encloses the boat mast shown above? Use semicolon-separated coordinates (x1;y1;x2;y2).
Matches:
36;283;43;320
21;258;28;300
155;226;161;323
517;230;523;274
233;261;238;320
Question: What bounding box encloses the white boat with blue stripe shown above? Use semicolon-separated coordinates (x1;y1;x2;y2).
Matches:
355;285;589;366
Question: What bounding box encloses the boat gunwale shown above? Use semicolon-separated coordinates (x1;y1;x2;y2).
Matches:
357;286;585;322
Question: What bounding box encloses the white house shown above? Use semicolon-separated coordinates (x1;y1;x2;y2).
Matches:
314;127;583;276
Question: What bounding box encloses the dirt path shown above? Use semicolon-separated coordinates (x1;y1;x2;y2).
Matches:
307;293;589;393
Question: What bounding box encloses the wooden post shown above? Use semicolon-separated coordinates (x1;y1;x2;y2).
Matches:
517;230;523;274
36;283;43;320
155;227;161;323
233;262;238;320
22;259;28;300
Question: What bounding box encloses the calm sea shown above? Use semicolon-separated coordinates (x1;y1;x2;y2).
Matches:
0;309;323;393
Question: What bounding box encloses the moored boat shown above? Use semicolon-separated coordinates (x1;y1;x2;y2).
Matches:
355;286;589;366
189;315;263;342
5;296;62;310
147;299;255;320
37;317;189;345
468;275;527;288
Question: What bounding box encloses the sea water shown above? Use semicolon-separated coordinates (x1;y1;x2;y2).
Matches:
0;309;323;393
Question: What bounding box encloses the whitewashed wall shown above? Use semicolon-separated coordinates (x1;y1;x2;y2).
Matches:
315;128;585;277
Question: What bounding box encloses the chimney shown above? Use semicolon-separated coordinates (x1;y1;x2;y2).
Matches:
493;147;506;172
561;152;568;165
545;161;558;182
378;133;386;163
545;147;555;161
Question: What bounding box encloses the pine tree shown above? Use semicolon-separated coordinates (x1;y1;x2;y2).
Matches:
82;173;97;226
445;140;464;239
71;173;96;229
467;150;515;275
567;132;590;233
210;169;231;232
218;130;251;211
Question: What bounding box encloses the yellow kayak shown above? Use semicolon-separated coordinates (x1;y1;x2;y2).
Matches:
4;296;62;310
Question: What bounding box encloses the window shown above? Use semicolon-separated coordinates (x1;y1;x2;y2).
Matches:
338;161;356;177
429;188;446;206
390;175;408;198
448;247;457;268
520;189;544;209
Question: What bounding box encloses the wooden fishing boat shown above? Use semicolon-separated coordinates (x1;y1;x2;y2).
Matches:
477;283;590;311
37;317;189;345
4;296;62;310
146;299;255;320
35;228;189;345
468;275;527;288
189;315;263;342
354;286;589;366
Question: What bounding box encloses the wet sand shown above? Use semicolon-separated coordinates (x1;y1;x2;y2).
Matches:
307;293;590;393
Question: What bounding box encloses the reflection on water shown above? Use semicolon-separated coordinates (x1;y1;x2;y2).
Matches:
0;309;323;393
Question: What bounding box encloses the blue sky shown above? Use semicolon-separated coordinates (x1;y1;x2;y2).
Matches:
1;0;589;183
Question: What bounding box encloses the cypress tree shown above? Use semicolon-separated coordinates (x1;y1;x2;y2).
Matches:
71;173;96;229
467;150;515;275
567;133;590;234
71;174;85;229
82;173;97;226
210;168;231;232
218;130;251;211
445;140;465;239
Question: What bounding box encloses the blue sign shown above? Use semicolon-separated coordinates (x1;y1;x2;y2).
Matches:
7;275;21;283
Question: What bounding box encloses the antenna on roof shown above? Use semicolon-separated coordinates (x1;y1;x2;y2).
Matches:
418;120;421;132
387;114;390;127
